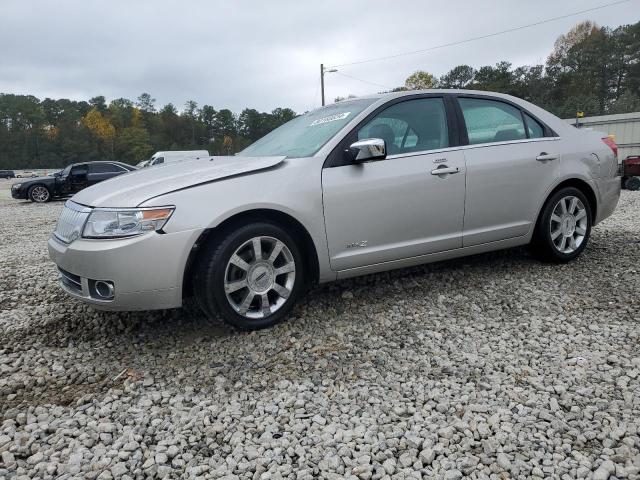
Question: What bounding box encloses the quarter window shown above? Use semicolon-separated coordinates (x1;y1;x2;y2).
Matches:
524;112;545;139
459;98;527;145
357;98;449;156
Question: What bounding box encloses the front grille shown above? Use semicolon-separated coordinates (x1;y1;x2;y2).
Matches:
54;201;91;243
58;268;83;294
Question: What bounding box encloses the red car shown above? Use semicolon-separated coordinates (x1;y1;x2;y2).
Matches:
623;156;640;190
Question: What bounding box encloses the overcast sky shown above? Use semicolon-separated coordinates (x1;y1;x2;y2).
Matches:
1;0;638;113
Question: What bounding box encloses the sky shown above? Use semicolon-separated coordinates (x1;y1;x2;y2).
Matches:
1;0;638;114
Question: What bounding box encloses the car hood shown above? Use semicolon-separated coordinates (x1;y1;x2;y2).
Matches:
14;176;54;185
71;155;286;207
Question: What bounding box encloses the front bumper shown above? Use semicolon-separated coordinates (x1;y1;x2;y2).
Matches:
48;228;203;311
11;186;27;199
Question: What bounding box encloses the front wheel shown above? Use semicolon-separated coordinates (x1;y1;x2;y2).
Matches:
194;222;304;330
28;185;51;203
532;187;592;263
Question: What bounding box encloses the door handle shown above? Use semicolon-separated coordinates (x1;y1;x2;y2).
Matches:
431;166;460;176
536;152;558;161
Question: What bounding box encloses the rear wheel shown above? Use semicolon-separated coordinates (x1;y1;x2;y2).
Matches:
28;185;51;203
194;222;304;330
532;187;592;263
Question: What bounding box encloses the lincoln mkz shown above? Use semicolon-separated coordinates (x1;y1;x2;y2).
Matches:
48;90;621;329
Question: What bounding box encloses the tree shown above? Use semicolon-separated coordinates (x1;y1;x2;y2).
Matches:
115;127;153;163
404;71;437;90
82;107;116;157
136;93;156;113
609;91;640;114
439;65;475;88
89;96;108;113
82;108;115;142
472;61;515;94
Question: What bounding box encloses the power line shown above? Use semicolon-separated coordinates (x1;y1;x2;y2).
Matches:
328;0;633;68
333;71;392;90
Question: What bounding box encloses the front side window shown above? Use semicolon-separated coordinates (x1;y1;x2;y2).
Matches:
70;165;88;177
459;98;527;145
357;98;449;156
240;98;378;158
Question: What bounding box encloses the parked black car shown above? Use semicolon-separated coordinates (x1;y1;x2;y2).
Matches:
0;170;16;179
11;161;136;203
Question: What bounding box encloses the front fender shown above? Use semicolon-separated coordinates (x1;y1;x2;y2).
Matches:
139;157;336;283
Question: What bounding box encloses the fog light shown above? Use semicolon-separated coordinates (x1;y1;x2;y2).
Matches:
91;280;115;300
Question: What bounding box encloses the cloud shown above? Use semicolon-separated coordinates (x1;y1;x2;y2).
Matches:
0;0;637;113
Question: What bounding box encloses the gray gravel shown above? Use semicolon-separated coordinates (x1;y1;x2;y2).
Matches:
0;178;639;480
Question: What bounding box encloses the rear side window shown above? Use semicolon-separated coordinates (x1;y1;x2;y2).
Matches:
524;113;545;139
357;98;449;156
90;163;126;173
459;98;526;145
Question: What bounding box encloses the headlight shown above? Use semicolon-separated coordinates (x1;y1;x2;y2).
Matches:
12;183;22;189
82;206;174;238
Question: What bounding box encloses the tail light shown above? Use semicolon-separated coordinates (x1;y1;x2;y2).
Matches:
602;136;621;176
602;136;618;158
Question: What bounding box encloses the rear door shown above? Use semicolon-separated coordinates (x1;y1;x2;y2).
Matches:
88;163;128;185
456;96;562;246
322;96;467;271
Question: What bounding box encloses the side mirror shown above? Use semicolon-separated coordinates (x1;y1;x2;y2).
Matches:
348;138;386;163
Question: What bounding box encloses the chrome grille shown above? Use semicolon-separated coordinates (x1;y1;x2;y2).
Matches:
54;201;91;243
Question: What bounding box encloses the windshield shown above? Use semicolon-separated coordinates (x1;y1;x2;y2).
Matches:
240;99;377;158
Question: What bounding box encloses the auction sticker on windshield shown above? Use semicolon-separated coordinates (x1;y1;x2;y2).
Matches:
310;112;351;126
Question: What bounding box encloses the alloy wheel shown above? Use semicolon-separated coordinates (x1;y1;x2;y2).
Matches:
30;186;50;203
549;195;588;254
224;236;296;319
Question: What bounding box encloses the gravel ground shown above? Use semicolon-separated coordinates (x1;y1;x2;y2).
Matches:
0;178;639;480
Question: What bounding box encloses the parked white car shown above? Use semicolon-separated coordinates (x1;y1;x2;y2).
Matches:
146;150;209;166
48;90;621;329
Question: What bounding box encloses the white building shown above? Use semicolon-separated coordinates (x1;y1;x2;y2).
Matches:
565;111;640;159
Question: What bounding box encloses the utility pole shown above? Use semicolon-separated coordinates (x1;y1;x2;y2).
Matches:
320;64;337;106
321;64;325;106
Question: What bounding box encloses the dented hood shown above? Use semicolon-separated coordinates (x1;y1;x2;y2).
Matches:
71;156;285;207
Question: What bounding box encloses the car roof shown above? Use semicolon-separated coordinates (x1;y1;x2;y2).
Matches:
70;161;131;166
355;88;531;102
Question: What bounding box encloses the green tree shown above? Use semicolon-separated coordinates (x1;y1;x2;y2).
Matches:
404;71;438;90
136;93;156;113
439;65;475;88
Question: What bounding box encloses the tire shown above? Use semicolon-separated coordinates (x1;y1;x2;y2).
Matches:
194;222;305;330
28;184;51;203
531;187;592;263
625;176;640;191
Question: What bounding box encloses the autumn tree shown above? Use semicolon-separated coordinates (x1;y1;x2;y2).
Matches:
404;71;438;90
82;107;116;156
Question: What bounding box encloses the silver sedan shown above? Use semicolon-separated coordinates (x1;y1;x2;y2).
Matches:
48;90;621;329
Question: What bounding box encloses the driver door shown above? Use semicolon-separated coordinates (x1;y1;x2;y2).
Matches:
65;164;90;195
322;97;466;271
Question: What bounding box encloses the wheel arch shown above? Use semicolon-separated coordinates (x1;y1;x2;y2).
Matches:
27;183;52;199
539;178;598;224
182;208;320;299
